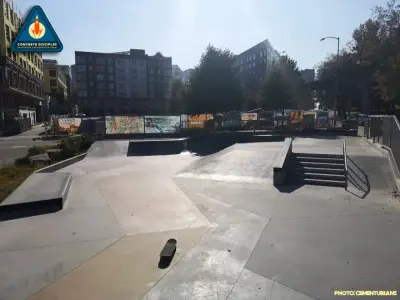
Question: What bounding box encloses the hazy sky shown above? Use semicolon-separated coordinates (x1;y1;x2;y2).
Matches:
16;0;385;70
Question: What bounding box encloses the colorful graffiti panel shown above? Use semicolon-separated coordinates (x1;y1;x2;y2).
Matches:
144;116;181;133
105;116;145;134
55;118;82;135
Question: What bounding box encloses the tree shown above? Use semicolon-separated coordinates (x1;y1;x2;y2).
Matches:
184;45;245;115
316;0;400;114
260;57;314;111
169;78;186;113
259;62;292;111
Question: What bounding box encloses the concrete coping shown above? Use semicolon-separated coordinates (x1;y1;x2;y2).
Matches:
273;137;293;185
35;152;87;173
273;137;293;171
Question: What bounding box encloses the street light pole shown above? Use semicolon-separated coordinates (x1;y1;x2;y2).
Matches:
320;36;340;127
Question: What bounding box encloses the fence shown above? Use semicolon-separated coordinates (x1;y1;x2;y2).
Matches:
51;110;339;136
363;115;400;174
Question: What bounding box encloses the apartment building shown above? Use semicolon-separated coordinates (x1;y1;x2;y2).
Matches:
74;49;172;116
43;59;69;114
235;39;280;109
0;0;45;124
58;64;72;95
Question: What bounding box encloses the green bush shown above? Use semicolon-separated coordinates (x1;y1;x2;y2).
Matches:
59;135;83;158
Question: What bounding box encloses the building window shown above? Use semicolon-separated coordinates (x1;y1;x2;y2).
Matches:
76;65;86;73
76;56;86;64
76;74;86;81
77;90;88;97
76;82;87;89
89;81;94;87
108;75;114;81
96;58;104;65
50;79;57;86
96;74;104;81
49;70;56;77
108;83;115;89
5;25;10;42
95;66;104;72
107;58;113;65
97;82;106;89
108;66;114;73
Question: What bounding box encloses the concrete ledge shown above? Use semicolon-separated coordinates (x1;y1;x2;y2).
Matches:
362;137;400;193
273;137;293;185
35;152;87;173
0;172;72;221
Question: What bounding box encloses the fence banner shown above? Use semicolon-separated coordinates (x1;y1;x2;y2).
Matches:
55;118;82;135
105;116;145;134
241;113;257;121
289;111;304;124
80;117;103;134
316;111;329;127
144;116;181;133
187;114;213;128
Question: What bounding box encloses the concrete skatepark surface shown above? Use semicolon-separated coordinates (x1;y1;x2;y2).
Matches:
0;136;399;300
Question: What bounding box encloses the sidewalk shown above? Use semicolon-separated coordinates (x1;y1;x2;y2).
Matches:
0;123;47;140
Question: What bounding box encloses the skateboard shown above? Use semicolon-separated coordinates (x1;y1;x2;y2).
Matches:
160;238;177;258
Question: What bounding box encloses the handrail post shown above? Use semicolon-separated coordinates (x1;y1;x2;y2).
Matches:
343;140;348;189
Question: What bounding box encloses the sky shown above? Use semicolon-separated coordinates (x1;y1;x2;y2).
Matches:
15;0;387;71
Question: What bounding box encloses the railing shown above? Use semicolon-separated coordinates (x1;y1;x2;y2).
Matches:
364;115;400;175
343;139;348;188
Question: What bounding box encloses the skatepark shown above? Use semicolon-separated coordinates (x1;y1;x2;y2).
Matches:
0;133;399;300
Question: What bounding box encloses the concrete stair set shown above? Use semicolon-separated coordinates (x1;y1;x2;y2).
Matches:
288;153;346;187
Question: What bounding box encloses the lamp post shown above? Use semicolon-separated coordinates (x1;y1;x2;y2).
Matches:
320;36;340;126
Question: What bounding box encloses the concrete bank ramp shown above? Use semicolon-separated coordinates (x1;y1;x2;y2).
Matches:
176;141;284;183
86;141;130;158
86;139;189;158
0;172;72;221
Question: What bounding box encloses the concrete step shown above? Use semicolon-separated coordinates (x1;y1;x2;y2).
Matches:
293;177;347;188
294;166;345;175
295;172;346;181
295;156;344;163
294;152;343;159
295;161;344;169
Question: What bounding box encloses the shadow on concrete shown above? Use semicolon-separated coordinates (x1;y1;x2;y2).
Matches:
126;134;286;157
275;183;305;193
0;204;61;222
346;156;370;199
158;248;176;269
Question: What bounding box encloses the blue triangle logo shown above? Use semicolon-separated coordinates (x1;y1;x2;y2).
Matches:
11;6;63;53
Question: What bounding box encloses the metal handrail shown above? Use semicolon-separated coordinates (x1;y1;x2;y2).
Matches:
343;140;348;188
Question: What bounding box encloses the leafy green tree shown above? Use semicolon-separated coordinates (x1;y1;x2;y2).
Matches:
260;57;314;111
168;79;186;113
259;62;292;111
184;45;245;115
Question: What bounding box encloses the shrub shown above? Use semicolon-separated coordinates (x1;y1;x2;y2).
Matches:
59;135;83;158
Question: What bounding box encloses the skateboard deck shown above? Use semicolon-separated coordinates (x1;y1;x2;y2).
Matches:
160;238;177;258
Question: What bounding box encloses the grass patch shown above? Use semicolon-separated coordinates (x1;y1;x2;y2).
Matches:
0;164;44;203
0;134;95;203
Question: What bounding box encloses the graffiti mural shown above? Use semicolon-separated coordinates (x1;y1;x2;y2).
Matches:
187;114;213;128
144;116;181;133
55;118;82;135
105;116;145;134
